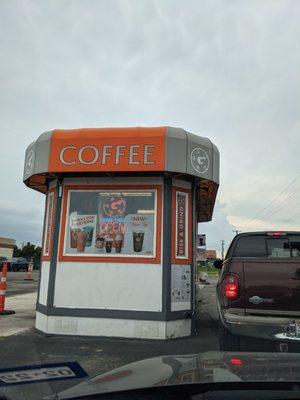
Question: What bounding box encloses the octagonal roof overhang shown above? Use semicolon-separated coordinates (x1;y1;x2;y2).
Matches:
23;126;219;222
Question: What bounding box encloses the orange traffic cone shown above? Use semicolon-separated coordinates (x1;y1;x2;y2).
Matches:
0;262;15;315
24;262;34;281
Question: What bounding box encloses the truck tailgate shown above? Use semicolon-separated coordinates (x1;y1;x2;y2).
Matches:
243;259;300;314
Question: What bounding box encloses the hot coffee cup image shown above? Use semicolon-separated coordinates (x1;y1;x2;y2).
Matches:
76;230;87;252
83;226;94;247
114;233;123;253
133;231;144;252
105;238;113;253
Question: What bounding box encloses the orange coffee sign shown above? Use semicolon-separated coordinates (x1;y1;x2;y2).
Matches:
49;127;166;172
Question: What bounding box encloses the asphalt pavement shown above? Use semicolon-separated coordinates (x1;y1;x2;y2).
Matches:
0;276;219;400
6;271;39;297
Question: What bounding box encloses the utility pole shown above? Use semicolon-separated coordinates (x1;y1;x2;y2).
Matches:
232;229;241;236
221;240;225;260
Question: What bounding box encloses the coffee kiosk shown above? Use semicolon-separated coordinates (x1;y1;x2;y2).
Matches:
24;127;219;339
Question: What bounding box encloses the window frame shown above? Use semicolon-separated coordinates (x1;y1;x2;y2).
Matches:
58;184;162;264
171;187;192;265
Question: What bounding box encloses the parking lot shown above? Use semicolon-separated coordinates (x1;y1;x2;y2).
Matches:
0;273;219;400
6;271;39;297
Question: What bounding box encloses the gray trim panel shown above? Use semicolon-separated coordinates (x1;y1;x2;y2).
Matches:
191;178;197;333
36;303;189;321
162;175;172;319
165;127;187;173
46;181;62;307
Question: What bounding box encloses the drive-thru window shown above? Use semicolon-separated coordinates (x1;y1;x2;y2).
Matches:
23;127;219;339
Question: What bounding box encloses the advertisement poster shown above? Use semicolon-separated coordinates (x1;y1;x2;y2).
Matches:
123;214;154;256
96;194;126;254
176;193;187;257
43;191;55;256
171;265;191;310
66;192;155;257
67;213;97;254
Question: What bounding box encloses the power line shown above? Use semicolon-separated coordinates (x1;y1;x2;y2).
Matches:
284;219;298;225
248;174;300;226
285;213;300;221
249;188;299;227
250;188;300;228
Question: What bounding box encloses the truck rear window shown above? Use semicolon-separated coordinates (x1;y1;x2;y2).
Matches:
289;236;300;257
233;234;300;258
267;238;290;258
234;236;266;257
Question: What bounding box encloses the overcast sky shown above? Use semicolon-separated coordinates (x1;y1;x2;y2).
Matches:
0;0;299;254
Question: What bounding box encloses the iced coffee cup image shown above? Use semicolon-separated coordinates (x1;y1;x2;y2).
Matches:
114;233;123;253
83;226;94;247
70;228;79;249
132;230;145;252
105;237;113;253
76;230;87;252
95;235;105;252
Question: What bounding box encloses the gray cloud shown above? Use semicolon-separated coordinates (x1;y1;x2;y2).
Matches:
198;200;235;257
0;0;300;249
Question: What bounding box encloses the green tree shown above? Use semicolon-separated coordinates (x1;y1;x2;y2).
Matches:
13;242;42;268
20;242;35;260
33;246;42;268
13;245;22;257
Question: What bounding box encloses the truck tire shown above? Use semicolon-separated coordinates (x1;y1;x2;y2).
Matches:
219;324;241;351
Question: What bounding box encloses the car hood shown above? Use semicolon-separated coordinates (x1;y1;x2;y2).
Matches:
56;351;300;399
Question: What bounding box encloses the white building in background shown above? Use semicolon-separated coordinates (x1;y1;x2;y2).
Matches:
0;237;14;258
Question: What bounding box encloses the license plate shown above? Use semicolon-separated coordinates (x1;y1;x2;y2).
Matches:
0;362;88;386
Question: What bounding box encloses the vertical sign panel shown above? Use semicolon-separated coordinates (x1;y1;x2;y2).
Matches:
43;192;55;257
176;193;186;257
171;187;192;265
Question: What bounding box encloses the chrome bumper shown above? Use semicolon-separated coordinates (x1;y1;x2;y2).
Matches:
224;311;300;342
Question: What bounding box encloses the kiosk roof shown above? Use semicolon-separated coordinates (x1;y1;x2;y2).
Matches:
24;126;219;188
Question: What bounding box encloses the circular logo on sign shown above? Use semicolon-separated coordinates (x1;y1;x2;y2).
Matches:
25;148;35;177
190;148;209;174
103;196;126;217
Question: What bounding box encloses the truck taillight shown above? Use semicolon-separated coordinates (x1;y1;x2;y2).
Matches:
223;275;239;300
230;357;243;366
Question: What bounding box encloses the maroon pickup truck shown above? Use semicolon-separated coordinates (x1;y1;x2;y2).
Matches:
214;231;300;352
